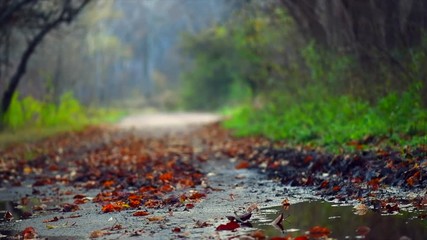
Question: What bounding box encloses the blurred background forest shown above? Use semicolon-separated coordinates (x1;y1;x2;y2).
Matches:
0;0;426;148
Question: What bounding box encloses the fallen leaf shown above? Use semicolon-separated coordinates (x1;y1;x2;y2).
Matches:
309;226;331;238
282;198;290;207
62;203;80;212
189;191;206;200
247;203;259;212
251;230;266;239
22;227;37;239
354;203;369;215
216;221;240;231
356;226;371;236
159;172;173;181
90;230;106;238
270;237;292;240
235;161;250;169
234;211;252;222
147;216;164;221
293;236;309;240
185;203;195;210
46;224;59;229
195;220;211;228
4;211;13;221
133;211;150;217
43;216;61;223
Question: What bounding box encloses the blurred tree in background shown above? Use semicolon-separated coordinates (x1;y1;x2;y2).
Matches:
181;0;427;147
181;0;427;109
0;0;91;128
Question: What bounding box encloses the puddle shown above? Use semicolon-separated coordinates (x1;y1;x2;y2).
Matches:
0;197;55;223
250;201;426;239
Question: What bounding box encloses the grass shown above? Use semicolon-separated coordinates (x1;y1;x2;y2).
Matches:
223;90;427;152
0;92;126;149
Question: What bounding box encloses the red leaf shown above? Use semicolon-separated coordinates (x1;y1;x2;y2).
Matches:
129;199;141;208
235;161;250;169
271;237;292;240
294;236;309;240
172;227;181;233
309;226;331;238
356;226;371;236
22;227;37;239
189;191;206;200
216;221;240;231
185;203;195;210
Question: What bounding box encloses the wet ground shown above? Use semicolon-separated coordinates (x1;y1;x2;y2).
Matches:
0;113;426;239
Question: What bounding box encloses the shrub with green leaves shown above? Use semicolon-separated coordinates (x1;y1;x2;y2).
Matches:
3;92;93;129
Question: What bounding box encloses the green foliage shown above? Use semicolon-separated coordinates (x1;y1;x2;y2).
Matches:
181;2;427;150
2;91;123;130
180;6;292;110
224;88;426;150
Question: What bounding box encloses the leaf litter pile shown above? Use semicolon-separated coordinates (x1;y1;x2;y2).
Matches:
0;123;426;239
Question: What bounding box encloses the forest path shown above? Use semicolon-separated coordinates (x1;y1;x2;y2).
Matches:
116;112;222;134
1;113;425;239
0;112;293;239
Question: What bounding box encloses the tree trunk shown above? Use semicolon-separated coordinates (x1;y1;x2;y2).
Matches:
0;19;62;129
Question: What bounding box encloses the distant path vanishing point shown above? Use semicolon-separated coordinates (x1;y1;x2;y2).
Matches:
117;112;222;131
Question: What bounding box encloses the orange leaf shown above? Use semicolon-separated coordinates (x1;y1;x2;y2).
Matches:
129;199;141;208
159;172;173;181
103;180;115;188
189;191;206;200
22;227;37;239
309;226;331;238
160;184;174;192
133;211;150;217
144;199;162;208
235;161;250;169
147;216;164;221
102;203;123;213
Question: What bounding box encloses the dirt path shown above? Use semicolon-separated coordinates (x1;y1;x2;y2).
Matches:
0;113;301;239
1;113;425;239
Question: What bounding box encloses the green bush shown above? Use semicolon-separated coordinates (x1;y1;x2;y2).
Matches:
3;91;91;129
224;88;426;150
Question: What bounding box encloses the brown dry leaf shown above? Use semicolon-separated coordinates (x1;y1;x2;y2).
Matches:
133;211;150;217
251;229;266;239
4;211;13;221
90;230;106;238
354;203;369;215
147;216;164;221
247;203;259;213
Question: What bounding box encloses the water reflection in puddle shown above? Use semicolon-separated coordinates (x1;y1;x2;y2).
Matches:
251;201;426;239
